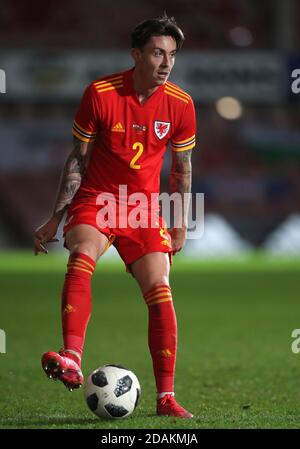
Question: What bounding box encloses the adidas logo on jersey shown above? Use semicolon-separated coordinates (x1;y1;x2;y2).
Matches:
111;122;125;132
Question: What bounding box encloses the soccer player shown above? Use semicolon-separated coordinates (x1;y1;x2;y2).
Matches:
34;15;196;418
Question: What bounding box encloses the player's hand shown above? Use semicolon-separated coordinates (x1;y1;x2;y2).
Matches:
33;217;60;255
169;227;187;255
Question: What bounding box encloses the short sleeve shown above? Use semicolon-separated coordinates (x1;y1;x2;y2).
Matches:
72;84;99;142
170;99;196;152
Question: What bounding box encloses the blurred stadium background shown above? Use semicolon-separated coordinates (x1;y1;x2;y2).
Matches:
0;0;299;257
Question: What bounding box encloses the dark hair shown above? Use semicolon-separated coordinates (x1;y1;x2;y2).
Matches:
131;14;185;51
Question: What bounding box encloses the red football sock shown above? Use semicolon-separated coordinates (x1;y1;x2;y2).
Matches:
61;252;96;364
143;284;177;394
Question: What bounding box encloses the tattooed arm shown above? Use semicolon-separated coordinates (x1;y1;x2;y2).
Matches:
53;136;90;221
169;149;192;254
33;136;92;255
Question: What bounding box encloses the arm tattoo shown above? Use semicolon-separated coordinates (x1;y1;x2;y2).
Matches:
169;150;192;228
53;137;89;219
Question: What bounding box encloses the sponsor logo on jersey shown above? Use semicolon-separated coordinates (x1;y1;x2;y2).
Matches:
112;122;125;132
154;121;170;139
132;124;147;134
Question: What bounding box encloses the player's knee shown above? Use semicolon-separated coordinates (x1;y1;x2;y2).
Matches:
69;241;100;261
143;277;170;295
153;277;170;289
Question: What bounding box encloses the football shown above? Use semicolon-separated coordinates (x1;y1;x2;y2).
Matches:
84;364;141;419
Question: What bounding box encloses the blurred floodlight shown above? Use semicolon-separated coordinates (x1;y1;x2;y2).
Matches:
263;214;300;255
216;97;243;120
184;213;252;258
229;26;253;47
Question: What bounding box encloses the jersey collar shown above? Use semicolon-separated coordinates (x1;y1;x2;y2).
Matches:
125;67;164;107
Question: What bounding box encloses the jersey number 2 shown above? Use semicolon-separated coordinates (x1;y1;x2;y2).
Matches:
130;142;143;169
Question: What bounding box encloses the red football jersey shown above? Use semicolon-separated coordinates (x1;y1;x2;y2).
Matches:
72;68;196;206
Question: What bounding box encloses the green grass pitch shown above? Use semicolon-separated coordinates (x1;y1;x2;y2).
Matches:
0;251;300;429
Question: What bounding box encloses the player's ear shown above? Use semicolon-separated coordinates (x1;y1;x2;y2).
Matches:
131;47;142;64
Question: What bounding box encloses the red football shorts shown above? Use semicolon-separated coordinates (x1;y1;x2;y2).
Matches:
63;202;173;269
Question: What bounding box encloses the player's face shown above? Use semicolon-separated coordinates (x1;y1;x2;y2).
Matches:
133;35;177;87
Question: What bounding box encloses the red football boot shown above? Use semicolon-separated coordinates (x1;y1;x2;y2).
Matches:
157;394;193;418
41;350;84;391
